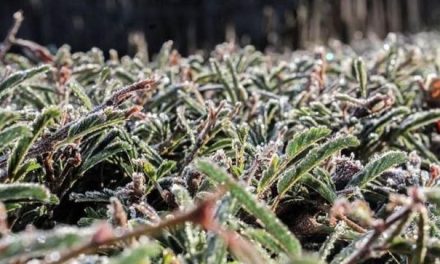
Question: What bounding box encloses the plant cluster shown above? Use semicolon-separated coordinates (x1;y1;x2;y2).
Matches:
2;11;440;264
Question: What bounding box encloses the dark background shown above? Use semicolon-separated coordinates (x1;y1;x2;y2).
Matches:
1;0;440;56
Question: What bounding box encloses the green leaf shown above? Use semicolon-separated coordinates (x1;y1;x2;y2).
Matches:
258;127;331;194
142;161;157;180
313;167;336;191
244;228;284;253
0;183;55;203
365;106;410;135
399;109;440;134
7;106;60;180
403;134;438;163
0;110;22;131
211;58;237;103
196;160;302;258
0;125;31;150
67;109;126;141
20;86;48;109
171;184;192;208
226;57;248;101
0;226;88;261
347;151;407;189
277;135;360;196
67;112;106;138
78;141;131;174
335;93;364;105
0;65;51;96
258;153;281;193
156;160;176;179
302;173;336;203
13;159;41;181
354;58;368;97
202;138;232;155
286;126;331;159
68;81;93;110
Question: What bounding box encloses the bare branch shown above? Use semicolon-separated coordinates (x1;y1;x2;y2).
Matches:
45;190;222;264
0;11;24;61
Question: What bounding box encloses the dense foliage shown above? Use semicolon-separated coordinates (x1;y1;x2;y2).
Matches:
3;13;440;264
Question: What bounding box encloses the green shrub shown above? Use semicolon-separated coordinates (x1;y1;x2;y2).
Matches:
2;13;440;264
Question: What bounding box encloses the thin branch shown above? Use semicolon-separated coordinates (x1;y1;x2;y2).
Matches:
338;215;367;234
0;11;23;61
343;206;412;264
343;187;425;264
13;38;54;63
94;79;157;113
45;190;223;264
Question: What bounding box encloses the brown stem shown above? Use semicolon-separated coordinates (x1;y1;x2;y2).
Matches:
46;191;221;264
343;205;413;264
338;215;367;233
13;38;54;63
94;79;157;113
0;11;23;61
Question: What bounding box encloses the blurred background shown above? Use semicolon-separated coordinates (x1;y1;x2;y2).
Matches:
1;0;440;55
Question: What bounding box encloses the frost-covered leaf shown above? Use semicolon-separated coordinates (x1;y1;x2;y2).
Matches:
78;141;131;174
399;109;440;134
68;80;93;110
0;125;31;150
347;151;407;189
0;65;50;96
196;160;302;258
0;183;56;203
286;126;331;159
7;106;60;180
277;135;359;197
353;57;368;97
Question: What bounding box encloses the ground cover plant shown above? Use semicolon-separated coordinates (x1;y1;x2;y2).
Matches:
2;11;440;264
